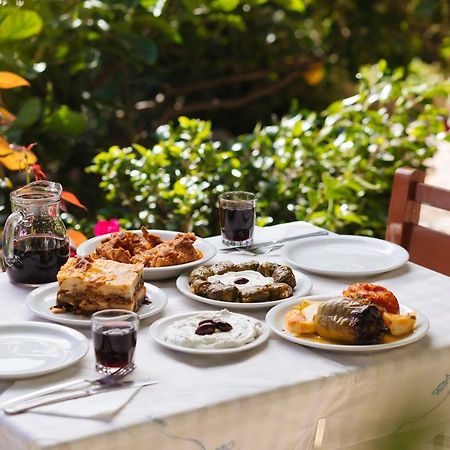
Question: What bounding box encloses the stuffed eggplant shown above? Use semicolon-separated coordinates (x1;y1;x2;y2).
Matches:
314;297;387;345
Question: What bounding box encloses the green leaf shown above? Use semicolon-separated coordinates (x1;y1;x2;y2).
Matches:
13;97;42;128
116;31;158;65
273;0;305;12
0;8;43;41
140;0;167;17
212;0;240;12
44;106;86;136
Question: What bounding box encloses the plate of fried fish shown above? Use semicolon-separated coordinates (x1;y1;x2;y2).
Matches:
176;260;313;309
77;228;217;280
266;283;429;352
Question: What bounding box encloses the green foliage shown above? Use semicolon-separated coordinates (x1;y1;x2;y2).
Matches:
0;8;43;41
0;1;449;232
88;61;450;237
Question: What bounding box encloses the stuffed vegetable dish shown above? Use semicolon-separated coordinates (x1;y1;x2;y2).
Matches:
188;261;297;303
285;283;417;345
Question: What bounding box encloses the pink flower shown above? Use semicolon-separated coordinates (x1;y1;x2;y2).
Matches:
94;218;120;236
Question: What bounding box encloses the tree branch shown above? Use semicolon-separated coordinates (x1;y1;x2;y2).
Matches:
163;60;312;96
156;68;306;125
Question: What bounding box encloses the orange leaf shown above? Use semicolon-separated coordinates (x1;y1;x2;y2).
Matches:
0;107;16;126
0;136;10;155
62;191;87;210
67;229;88;247
0;71;30;89
0;136;37;170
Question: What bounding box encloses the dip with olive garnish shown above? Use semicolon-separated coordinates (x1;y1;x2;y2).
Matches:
163;309;262;349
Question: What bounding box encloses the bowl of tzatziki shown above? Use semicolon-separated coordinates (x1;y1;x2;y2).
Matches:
150;309;270;355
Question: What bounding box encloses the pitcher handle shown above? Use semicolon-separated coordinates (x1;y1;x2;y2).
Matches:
2;210;25;265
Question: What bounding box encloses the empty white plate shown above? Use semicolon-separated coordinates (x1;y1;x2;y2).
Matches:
26;282;168;327
77;229;217;280
176;269;312;310
0;322;88;379
281;235;409;276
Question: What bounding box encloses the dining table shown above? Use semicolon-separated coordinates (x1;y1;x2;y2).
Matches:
0;221;449;450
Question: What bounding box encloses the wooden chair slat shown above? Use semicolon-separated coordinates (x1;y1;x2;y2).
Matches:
415;183;450;211
386;167;450;276
405;224;450;276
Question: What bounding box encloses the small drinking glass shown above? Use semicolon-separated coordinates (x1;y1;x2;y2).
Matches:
218;191;256;247
91;310;138;374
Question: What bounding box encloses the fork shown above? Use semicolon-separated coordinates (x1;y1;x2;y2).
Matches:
1;363;135;408
220;230;328;254
236;243;284;256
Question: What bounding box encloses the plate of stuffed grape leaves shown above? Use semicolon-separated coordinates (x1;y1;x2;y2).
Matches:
265;283;429;351
176;260;312;309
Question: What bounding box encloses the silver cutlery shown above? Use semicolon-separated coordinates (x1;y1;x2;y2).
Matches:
235;243;284;256
1;362;135;408
219;230;329;253
2;379;159;415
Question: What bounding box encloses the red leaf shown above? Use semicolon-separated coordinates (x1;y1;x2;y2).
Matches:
28;163;46;180
24;142;37;152
61;191;87;210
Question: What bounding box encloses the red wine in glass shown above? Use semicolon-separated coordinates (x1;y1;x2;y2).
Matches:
218;192;256;246
5;235;70;285
219;204;255;242
93;322;137;369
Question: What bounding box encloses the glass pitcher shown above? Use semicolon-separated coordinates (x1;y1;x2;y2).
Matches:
3;181;70;285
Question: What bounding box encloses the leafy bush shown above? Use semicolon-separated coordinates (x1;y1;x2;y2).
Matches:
0;0;449;220
88;60;450;237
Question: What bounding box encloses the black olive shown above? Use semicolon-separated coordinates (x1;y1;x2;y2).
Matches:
214;321;233;332
198;319;216;326
234;277;249;285
195;323;217;335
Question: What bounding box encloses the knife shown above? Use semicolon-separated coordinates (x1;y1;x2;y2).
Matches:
219;230;329;252
2;380;159;415
0;365;136;408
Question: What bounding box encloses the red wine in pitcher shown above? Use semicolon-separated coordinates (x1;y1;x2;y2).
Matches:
5;235;70;284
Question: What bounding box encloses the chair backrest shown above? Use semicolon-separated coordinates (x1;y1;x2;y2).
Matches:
386;167;450;276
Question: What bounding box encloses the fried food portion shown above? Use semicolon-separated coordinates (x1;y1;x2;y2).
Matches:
94;228;202;268
343;282;400;314
135;232;202;267
95;230;155;264
141;227;163;247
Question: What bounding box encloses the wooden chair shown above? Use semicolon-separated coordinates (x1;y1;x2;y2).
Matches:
386;167;450;276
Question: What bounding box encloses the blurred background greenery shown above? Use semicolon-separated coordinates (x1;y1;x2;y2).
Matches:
0;0;449;236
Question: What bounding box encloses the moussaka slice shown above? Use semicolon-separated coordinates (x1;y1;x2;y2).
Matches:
53;257;146;316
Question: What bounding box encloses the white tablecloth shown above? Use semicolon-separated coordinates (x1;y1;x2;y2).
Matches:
1;222;450;450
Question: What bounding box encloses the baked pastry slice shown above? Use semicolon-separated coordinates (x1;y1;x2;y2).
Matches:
53;257;146;316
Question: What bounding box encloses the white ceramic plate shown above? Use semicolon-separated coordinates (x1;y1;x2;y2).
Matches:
150;311;270;355
176;268;312;310
281;235;409;276
26;282;168;327
77;230;217;280
265;295;429;352
0;322;88;379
